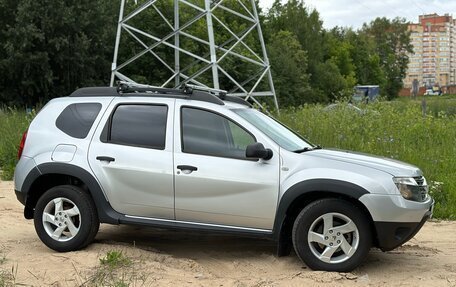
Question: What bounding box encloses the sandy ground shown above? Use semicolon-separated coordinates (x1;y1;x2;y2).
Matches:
1;180;456;287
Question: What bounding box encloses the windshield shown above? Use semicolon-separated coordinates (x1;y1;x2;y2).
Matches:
232;108;313;151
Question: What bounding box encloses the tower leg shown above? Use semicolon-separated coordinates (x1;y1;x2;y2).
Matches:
111;0;126;87
250;0;279;111
174;0;180;87
205;0;219;89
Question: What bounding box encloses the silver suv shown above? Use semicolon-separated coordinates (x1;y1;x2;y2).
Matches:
14;84;434;271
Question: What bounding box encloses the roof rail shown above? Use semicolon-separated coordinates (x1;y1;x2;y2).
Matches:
181;84;227;96
181;84;252;107
118;81;224;105
69;87;118;97
220;94;253;107
70;82;251;107
117;81;187;95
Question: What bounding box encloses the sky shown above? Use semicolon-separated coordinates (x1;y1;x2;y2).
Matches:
258;0;456;30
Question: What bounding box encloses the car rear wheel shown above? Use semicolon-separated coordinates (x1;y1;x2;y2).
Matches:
34;185;99;252
292;198;372;271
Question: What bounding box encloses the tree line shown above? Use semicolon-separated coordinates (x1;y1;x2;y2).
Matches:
0;0;412;107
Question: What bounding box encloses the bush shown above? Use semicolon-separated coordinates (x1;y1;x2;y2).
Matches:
0;108;33;180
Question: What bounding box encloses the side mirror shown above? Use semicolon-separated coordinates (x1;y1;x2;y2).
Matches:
246;143;273;160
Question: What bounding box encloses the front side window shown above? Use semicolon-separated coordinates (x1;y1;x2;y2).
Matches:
233;108;313;151
109;104;168;149
181;107;255;159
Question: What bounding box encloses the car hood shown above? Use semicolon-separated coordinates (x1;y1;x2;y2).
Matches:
305;148;422;177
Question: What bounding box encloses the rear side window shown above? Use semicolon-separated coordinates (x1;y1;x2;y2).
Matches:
56;103;102;139
109;104;168;149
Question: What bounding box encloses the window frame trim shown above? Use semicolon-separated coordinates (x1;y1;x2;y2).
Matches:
179;105;258;161
101;103;169;150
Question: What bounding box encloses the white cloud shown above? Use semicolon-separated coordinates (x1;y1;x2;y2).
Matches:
258;0;456;29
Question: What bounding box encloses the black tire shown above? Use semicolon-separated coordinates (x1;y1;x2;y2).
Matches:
292;198;372;272
34;185;100;252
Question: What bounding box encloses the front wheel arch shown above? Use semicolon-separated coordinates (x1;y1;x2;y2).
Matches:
274;191;377;257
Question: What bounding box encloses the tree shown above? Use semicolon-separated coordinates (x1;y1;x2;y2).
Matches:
267;31;313;106
313;60;347;101
361;17;412;99
265;0;324;81
323;29;357;100
0;0;413;106
345;30;386;89
0;0;118;106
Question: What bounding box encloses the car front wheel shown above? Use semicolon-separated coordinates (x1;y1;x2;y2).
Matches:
292;198;372;271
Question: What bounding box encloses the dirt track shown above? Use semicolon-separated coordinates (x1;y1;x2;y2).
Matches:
1;180;456;286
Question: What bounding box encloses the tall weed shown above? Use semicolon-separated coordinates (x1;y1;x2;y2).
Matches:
278;102;456;219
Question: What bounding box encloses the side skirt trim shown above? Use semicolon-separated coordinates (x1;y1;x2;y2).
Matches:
124;215;273;235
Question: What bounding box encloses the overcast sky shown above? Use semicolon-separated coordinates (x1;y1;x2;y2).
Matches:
258;0;456;30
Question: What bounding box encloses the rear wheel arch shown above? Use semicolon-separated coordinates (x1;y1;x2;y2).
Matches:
25;173;88;214
21;163;120;224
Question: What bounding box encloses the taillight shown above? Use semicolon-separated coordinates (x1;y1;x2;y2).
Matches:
17;130;28;159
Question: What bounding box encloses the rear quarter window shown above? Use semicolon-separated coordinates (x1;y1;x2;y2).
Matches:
56;103;102;139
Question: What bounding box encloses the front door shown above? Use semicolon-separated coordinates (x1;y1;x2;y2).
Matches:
173;102;280;230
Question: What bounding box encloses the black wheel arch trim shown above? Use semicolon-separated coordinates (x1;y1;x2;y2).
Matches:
21;162;121;224
272;179;370;240
21;167;371;243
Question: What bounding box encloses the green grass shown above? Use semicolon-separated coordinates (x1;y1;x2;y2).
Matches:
0;271;11;287
88;250;146;286
99;251;132;269
0;254;7;287
397;94;456;117
0;108;33;180
0;263;17;287
277;100;456;219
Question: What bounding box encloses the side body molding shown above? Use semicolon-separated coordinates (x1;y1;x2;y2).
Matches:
272;179;370;239
22;162;121;224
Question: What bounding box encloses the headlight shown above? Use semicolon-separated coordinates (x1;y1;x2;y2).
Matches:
393;177;429;202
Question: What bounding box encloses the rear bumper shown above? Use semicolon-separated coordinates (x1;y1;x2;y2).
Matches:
374;210;432;251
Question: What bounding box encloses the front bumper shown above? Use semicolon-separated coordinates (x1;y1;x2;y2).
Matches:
374;208;433;251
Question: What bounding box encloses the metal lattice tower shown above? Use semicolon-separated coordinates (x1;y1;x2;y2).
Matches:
110;0;278;110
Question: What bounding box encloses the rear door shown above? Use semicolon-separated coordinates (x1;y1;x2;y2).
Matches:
88;97;175;219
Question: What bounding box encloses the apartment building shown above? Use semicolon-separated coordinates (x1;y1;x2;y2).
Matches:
404;14;456;89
